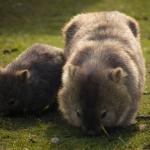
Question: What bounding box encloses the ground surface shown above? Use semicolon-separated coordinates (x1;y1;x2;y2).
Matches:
0;0;150;149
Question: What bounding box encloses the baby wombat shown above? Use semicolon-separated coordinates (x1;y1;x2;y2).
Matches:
58;11;145;135
0;43;65;116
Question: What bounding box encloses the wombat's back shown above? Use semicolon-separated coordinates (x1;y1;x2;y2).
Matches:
63;11;145;93
6;43;64;71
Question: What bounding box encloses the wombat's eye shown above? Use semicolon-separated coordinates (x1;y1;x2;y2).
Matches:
100;110;107;119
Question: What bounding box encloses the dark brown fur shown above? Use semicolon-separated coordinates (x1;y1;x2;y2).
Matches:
0;43;65;116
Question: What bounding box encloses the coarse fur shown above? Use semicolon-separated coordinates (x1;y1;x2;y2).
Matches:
58;11;145;134
0;43;65;116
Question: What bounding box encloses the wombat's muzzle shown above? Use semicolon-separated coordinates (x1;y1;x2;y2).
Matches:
82;125;100;136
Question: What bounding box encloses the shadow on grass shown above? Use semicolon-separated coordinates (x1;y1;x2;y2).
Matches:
0;115;42;131
0;110;146;149
44;112;139;149
0;111;138;135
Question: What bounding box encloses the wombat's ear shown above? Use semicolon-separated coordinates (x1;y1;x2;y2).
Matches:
109;67;127;83
62;19;79;45
16;69;30;81
127;17;139;38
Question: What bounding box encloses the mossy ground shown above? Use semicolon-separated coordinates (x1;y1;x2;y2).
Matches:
0;0;149;149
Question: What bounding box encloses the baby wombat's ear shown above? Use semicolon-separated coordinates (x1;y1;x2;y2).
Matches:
62;18;79;45
126;16;139;38
109;67;127;83
16;69;30;81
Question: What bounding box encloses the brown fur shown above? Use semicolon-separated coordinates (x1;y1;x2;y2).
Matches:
0;43;65;116
58;11;145;134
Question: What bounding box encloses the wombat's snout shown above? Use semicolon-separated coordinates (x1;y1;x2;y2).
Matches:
82;122;100;136
87;130;99;136
82;126;99;136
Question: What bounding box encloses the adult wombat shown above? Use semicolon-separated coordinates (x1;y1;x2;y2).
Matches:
0;43;65;115
58;11;145;135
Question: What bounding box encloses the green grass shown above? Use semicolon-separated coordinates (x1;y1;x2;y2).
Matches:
0;0;150;149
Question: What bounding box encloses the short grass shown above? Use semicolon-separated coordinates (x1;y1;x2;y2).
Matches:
0;0;150;149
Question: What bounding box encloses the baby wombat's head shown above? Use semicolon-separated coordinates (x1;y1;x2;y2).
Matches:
0;69;30;115
59;60;132;135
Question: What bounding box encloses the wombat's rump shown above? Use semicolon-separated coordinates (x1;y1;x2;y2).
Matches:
58;11;145;134
0;43;65;115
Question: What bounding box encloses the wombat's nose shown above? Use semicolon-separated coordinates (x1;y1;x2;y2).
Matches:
82;124;99;136
87;130;97;136
82;127;98;136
